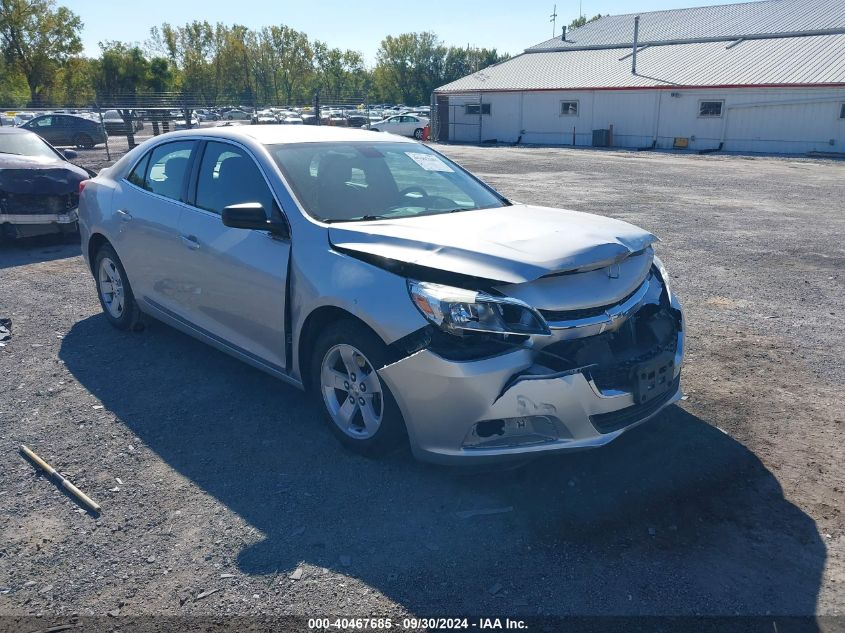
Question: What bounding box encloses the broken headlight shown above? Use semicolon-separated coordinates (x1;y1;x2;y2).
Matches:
408;280;551;337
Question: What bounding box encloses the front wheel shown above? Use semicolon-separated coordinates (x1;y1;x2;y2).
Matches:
94;244;141;330
413;128;424;140
310;321;406;457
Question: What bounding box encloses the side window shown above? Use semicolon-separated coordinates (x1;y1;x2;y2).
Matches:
126;152;150;188
144;141;194;201
699;100;724;118
33;117;52;128
195;142;275;215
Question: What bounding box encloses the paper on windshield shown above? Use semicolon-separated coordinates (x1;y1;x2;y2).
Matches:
405;152;453;172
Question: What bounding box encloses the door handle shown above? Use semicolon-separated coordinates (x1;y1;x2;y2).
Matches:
115;209;133;222
180;235;200;250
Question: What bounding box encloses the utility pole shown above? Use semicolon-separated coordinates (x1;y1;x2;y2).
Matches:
550;4;558;37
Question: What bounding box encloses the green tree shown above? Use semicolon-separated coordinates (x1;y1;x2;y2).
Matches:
95;41;151;101
264;26;313;105
0;0;83;105
569;13;604;29
376;33;508;104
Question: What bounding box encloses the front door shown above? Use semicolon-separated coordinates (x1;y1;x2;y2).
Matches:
176;141;290;371
26;116;58;145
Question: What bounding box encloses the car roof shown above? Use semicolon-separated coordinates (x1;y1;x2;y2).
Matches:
167;125;413;145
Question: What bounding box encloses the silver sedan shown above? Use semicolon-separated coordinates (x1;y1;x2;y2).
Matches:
77;126;684;464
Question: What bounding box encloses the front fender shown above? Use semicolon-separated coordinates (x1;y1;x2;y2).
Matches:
289;247;429;381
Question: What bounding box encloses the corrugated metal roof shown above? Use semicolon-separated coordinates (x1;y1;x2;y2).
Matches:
435;34;845;92
528;0;845;51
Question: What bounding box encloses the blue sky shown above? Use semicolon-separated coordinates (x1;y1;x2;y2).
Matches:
68;0;739;64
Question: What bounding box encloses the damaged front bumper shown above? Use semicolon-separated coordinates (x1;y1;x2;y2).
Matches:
0;209;79;237
378;274;684;465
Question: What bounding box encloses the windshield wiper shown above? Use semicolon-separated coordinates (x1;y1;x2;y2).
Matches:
324;215;384;223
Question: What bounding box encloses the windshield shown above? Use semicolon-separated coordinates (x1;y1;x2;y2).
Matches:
0;132;61;160
268;141;507;222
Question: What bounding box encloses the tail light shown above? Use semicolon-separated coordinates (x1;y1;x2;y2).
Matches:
79;179;90;195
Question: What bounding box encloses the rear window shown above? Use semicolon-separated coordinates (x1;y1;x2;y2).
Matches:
143;141;195;201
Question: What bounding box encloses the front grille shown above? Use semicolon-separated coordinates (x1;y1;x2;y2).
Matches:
590;375;680;434
0;192;78;215
538;282;643;322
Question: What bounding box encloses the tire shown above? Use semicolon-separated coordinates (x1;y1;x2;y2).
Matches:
73;133;94;149
370;128;380;133
93;243;141;331
413;128;424;140
310;320;406;457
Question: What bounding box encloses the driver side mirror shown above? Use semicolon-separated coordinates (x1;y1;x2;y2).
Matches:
63;149;78;160
221;203;289;238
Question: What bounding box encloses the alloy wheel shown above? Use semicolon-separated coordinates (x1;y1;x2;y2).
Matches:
320;343;384;439
98;257;125;318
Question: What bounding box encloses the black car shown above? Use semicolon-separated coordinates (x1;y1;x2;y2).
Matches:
0;127;91;239
21;113;107;149
346;113;368;128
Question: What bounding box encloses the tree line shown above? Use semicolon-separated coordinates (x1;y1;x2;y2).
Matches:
0;0;510;108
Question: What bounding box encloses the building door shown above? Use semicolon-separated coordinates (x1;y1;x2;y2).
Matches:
435;95;449;142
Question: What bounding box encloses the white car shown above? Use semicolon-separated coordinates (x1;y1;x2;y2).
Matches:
370;115;429;139
223;109;252;121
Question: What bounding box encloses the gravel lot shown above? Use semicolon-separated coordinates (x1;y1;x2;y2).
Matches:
1;136;843;628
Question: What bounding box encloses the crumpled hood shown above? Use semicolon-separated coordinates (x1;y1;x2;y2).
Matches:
0;154;87;195
328;204;657;284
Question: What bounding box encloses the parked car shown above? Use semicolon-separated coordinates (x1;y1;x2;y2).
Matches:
0;127;90;239
102;110;144;135
195;109;219;122
256;110;278;125
77;126;684;464
21;113;107;149
223;108;252;121
174;115;201;130
370;114;429;139
346;114;368;128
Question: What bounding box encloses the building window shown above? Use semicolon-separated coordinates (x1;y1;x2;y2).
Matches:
560;101;579;116
699;100;724;117
840;103;845;119
465;103;491;115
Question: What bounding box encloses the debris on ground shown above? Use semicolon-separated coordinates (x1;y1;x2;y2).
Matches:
0;317;10;347
194;588;220;601
19;444;101;514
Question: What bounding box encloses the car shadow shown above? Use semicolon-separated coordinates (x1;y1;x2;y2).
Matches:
0;233;80;269
59;314;826;619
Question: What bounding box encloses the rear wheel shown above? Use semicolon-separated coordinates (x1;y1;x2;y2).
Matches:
73;133;94;149
310;321;406;456
94;244;141;330
413;128;424;140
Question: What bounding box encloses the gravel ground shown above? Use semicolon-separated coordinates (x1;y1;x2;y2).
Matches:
1;137;843;627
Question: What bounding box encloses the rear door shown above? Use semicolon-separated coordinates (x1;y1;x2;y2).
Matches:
175;140;291;371
111;140;198;315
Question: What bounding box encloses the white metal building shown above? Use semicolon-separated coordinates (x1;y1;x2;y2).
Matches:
432;0;845;154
